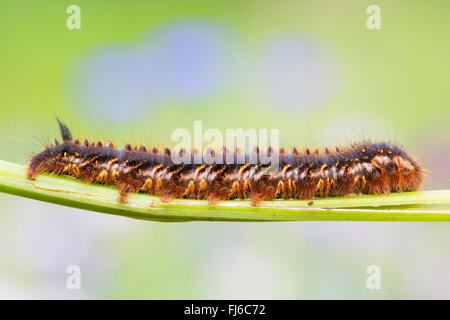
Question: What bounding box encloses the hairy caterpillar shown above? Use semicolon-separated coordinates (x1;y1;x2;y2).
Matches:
26;120;424;205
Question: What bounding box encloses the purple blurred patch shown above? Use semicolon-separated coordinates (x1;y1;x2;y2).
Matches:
260;35;337;111
68;21;234;121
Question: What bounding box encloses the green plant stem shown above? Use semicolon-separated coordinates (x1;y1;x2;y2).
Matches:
0;160;449;222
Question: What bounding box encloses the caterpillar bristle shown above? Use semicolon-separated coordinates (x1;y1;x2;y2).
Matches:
57;118;72;141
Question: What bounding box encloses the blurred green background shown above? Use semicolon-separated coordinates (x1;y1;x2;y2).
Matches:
0;0;449;299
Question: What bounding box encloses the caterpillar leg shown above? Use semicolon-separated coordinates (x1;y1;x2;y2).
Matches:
115;174;144;204
117;192;129;204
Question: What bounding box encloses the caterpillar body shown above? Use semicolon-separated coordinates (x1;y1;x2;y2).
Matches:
26;120;424;205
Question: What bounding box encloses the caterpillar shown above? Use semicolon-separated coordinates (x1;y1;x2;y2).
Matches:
26;120;424;205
